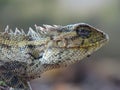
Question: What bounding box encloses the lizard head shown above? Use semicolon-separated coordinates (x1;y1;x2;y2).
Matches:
51;23;109;48
41;23;109;70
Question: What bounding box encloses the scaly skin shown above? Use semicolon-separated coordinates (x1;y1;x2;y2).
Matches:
0;23;109;90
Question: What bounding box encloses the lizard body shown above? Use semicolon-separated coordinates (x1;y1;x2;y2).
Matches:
0;23;109;90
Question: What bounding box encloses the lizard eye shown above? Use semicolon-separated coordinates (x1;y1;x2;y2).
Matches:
76;28;91;38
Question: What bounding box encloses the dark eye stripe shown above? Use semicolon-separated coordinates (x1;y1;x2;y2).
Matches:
76;28;91;38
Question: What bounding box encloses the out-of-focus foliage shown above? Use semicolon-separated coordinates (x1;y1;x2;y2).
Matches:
0;0;120;90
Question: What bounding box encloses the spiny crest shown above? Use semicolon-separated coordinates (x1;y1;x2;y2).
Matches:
21;29;25;35
4;25;9;33
34;24;61;35
3;24;61;37
27;27;40;40
14;28;22;35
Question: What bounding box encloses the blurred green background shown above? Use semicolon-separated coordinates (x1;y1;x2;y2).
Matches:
0;0;120;90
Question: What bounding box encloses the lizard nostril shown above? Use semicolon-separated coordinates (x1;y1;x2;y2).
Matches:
76;28;91;39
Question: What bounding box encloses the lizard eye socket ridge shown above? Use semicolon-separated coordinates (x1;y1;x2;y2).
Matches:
76;28;91;38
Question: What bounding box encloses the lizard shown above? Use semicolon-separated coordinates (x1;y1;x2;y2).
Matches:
0;23;109;90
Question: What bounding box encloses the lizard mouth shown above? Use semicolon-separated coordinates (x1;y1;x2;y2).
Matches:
65;34;109;49
79;34;109;48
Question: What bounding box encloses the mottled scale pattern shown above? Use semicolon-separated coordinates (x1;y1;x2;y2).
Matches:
0;61;29;89
0;23;109;90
